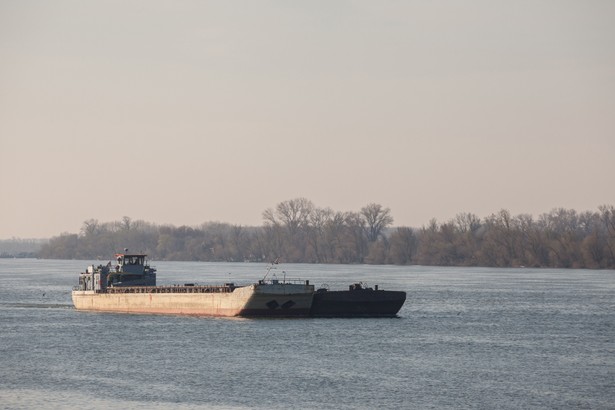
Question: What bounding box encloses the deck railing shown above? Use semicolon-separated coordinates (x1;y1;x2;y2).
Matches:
105;285;235;294
259;278;309;285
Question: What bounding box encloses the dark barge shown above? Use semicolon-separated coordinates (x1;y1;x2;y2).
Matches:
310;282;406;318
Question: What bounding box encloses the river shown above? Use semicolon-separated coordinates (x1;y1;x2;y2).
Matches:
0;259;613;409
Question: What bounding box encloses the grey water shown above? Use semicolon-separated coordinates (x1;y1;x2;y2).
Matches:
0;259;614;409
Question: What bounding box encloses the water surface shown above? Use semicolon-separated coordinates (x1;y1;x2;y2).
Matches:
1;259;613;409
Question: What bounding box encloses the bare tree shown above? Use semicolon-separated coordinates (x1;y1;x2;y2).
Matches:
265;198;315;234
307;207;334;263
80;219;100;237
360;203;393;242
388;227;418;264
121;216;132;231
598;205;615;265
455;213;481;233
262;208;279;227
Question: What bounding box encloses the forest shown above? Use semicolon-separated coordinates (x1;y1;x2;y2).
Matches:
37;199;615;269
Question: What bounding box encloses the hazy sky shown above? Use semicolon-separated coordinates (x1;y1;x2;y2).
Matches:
1;1;614;239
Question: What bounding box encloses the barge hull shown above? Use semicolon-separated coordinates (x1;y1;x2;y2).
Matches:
72;285;313;317
309;290;406;317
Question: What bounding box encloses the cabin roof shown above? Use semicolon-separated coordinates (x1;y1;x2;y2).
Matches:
115;253;147;257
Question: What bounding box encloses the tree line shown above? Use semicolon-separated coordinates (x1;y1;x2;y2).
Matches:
0;238;47;258
37;199;615;269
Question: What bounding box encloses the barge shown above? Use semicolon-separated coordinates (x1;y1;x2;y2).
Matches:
310;282;406;317
71;251;405;318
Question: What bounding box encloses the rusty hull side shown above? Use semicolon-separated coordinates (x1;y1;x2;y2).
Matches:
72;284;313;317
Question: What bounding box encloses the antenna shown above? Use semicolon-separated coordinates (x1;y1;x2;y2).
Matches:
262;257;280;281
